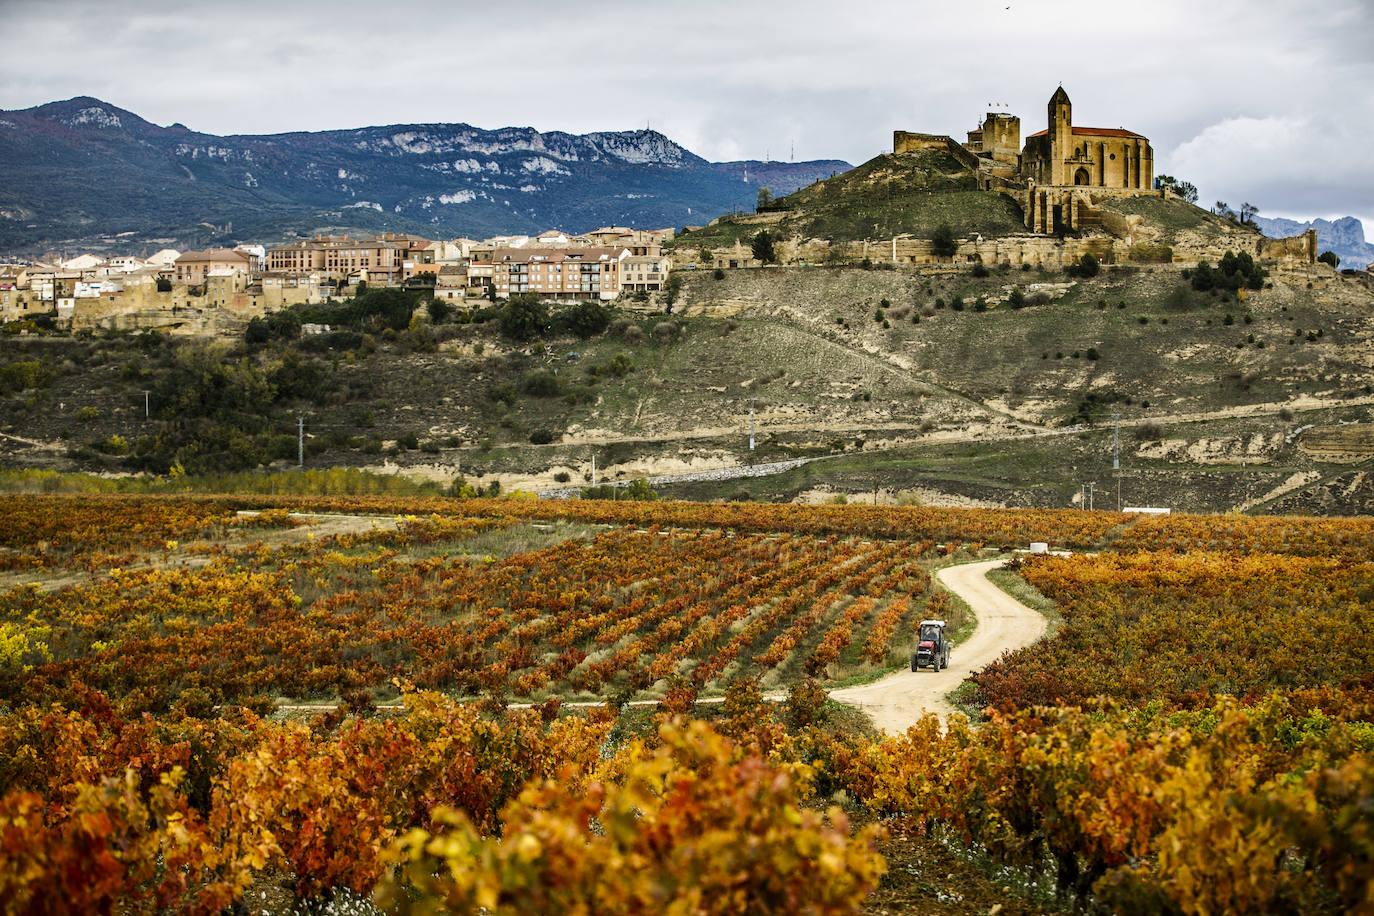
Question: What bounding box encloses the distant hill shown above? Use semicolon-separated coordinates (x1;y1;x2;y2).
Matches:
0;97;850;255
1254;215;1374;269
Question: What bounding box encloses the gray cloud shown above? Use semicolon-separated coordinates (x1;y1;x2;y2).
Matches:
2;0;1370;226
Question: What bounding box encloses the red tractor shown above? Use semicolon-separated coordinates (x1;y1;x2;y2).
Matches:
911;619;952;672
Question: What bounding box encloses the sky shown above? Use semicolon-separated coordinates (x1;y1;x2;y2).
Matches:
2;0;1372;231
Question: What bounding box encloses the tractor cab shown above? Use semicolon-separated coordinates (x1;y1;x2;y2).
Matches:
912;619;952;672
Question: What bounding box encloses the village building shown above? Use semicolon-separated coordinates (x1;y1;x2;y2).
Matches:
174;248;253;286
266;238;331;275
60;254;107;271
620;253;670;292
466;257;494;296
433;266;470;302
492;247;628;300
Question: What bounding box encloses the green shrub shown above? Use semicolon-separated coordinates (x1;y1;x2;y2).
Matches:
521;369;563;397
98;434;129;456
0;360;51;395
552;301;611;338
498;294;550;340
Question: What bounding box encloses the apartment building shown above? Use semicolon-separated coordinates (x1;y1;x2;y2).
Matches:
265;238;330;275
266;234;416;284
620;253;670;292
492;247;629;300
323;238;407;284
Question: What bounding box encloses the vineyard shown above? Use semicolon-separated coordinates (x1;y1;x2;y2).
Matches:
971;550;1374;709
1;493;1373;914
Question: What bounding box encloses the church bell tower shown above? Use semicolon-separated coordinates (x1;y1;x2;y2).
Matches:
1048;86;1072;185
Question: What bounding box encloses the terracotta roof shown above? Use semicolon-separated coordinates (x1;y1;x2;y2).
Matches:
1026;126;1147;140
176;248;251;264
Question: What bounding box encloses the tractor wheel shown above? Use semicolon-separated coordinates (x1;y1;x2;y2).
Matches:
910;654;918;672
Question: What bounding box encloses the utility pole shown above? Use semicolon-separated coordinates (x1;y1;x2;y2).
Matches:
297;416;304;468
1086;482;1094;512
1112;414;1120;471
1113;413;1121;511
748;398;756;451
591;455;597;486
141;390;151;419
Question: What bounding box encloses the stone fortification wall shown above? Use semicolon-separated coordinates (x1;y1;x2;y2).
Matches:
1259;229;1318;264
893;131;984;173
710;226;1321;273
781;234;1117;269
893;131;952;154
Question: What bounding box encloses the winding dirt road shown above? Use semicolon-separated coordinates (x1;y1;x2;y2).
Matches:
828;558;1047;733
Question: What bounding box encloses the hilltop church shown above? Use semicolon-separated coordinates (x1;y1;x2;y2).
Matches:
962;87;1154;190
895;87;1155;233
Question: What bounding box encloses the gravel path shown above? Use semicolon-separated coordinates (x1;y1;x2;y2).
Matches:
827;558;1047;733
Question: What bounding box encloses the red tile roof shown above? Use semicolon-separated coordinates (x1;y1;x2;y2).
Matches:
175;248;251;264
1026;126;1147;140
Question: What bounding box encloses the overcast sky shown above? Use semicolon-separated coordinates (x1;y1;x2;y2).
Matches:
2;0;1371;229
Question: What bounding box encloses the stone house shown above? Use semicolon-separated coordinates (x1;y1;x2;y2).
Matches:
174;248;252;286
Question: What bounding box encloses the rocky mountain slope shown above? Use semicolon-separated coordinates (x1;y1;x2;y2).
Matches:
0;97;849;254
1255;215;1374;269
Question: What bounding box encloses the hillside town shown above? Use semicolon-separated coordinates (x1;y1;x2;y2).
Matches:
0;225;677;333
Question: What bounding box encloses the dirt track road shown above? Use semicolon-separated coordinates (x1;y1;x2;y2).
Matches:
828;558;1047;733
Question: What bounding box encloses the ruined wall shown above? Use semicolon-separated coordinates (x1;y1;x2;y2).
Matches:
893;131;985;173
893;131;952;154
1258;228;1318;264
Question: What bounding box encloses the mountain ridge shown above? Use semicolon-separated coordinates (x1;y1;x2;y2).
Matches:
0;96;850;254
